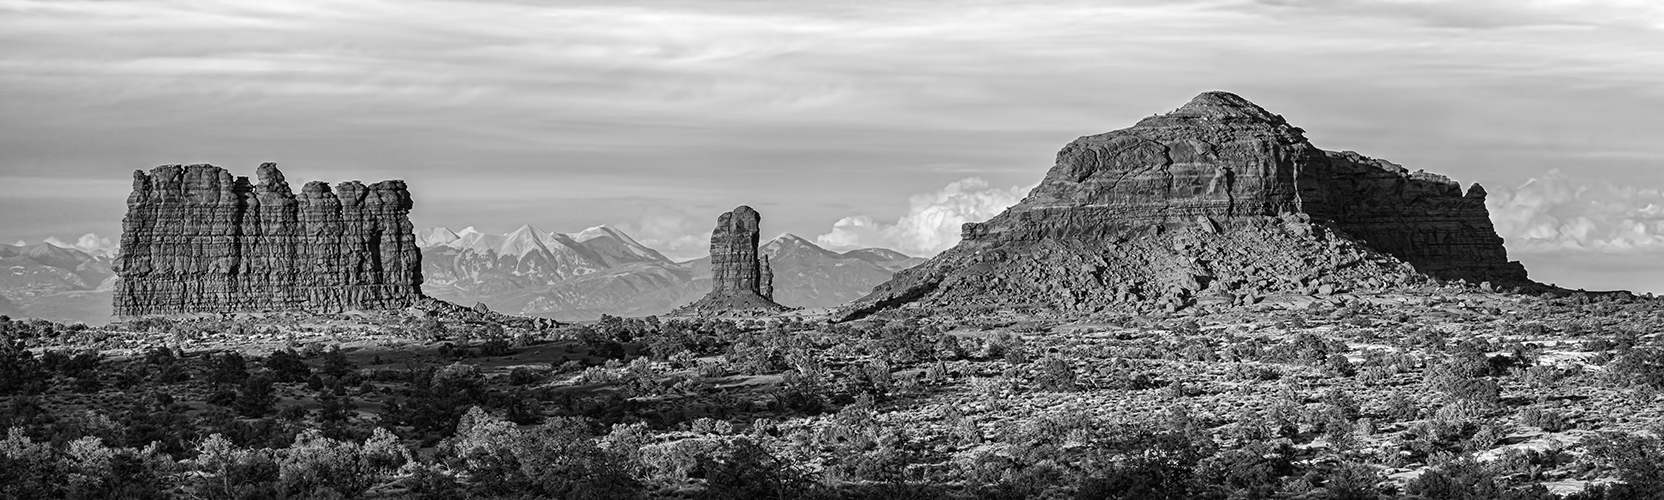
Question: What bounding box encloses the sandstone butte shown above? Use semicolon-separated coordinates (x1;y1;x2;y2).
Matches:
837;91;1533;321
113;163;425;316
675;205;788;314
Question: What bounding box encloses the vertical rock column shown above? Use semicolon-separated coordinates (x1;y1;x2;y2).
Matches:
674;205;786;314
709;206;763;295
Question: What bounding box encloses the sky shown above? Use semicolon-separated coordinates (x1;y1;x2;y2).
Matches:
2;0;1662;292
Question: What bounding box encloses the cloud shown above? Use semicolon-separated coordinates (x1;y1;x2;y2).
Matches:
613;204;713;262
816;177;1030;256
41;232;117;256
1488;169;1664;254
1238;0;1664;30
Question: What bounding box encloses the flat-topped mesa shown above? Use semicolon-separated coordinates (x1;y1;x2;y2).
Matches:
674;205;787;315
839;91;1530;321
113;163;424;316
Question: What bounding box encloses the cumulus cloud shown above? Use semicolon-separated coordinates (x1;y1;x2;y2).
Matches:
816;178;1030;256
42;233;118;256
1488;170;1664;254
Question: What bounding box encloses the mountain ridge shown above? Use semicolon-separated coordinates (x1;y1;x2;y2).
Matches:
418;226;921;320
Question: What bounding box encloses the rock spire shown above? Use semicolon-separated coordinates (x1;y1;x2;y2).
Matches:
675;205;786;314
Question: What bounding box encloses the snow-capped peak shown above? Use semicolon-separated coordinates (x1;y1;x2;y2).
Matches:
416;227;461;248
570;225;642;246
770;233;811;245
451;226;504;252
499;224;551;258
567;225;670;264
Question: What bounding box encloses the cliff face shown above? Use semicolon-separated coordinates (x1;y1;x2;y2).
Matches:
114;163;423;316
839;91;1529;320
1300;151;1526;283
674;205;786;314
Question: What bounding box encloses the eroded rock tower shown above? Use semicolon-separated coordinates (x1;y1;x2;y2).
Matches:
114;163;424;316
675;205;786;314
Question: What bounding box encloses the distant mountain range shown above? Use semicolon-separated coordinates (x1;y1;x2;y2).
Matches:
0;225;923;324
418;225;924;321
0;241;117;324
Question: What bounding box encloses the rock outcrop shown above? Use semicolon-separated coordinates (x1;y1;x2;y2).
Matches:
674;206;786;314
838;91;1530;321
114;163;424;316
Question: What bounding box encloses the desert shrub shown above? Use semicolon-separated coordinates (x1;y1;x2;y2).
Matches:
830;428;919;484
639;437;725;483
1581;432;1664;494
934;334;967;360
1308;461;1386;500
381;362;493;443
320;346;357;379
1073;453;1196;500
509;366;543;386
0;431;180;500
0;339;46;396
1606;347;1664;389
234;374;278;418
1324;354;1357;377
208;352;250;386
1268;333;1347;366
447;407;641;499
1192;442;1296;499
62;436;175;500
276;427;409;499
769;380;828;416
1405;458;1557;500
1425;354;1503;407
1356;366;1394;385
976;334;1010;360
188;434;281;500
1518;407;1570;432
1;427;63;498
695;437;813;500
40;350;100;378
1378;392;1422;422
1227;363;1281;382
264;349;311;383
617;358;665;397
1519;364;1575;388
867;319;942;365
726;330;794;375
1032;355;1080;392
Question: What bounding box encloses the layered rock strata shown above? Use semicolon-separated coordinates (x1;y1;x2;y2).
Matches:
675;206;786;314
838;91;1530;321
114;163;424;315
